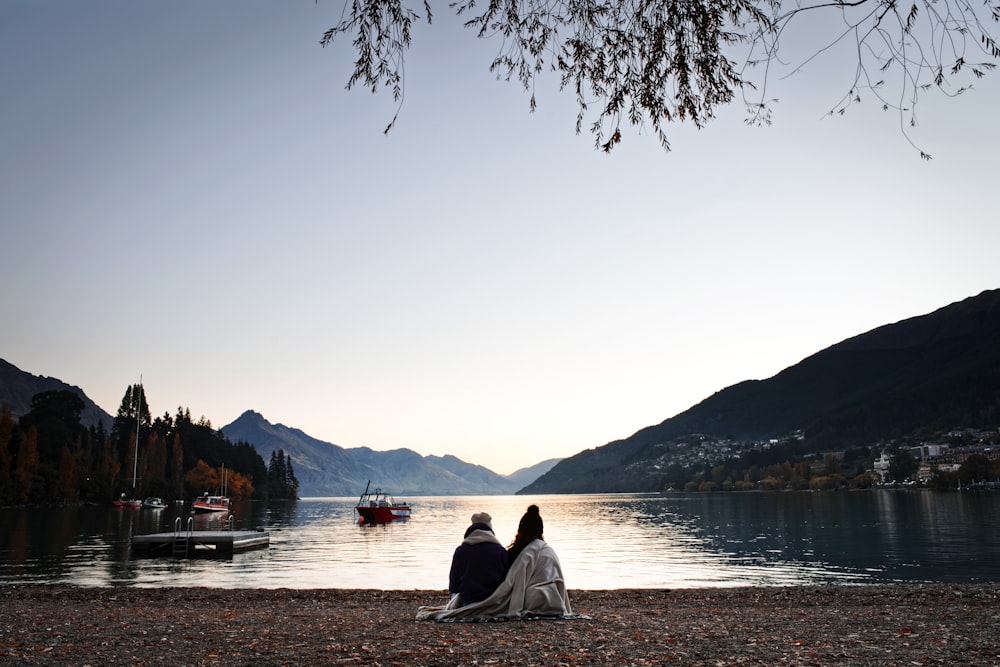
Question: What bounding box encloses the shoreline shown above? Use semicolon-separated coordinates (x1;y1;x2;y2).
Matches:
2;583;998;665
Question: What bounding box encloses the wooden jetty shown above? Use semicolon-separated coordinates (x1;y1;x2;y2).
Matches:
132;517;269;558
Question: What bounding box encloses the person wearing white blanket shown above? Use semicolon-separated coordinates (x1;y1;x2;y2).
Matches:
417;504;573;621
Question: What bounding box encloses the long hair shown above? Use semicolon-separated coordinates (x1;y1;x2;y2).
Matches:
507;504;544;562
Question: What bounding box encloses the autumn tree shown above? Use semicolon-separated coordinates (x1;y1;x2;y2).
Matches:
170;432;184;499
0;405;14;505
14;425;39;504
185;459;220;494
184;460;255;500
225;469;255;500
13;391;93;501
96;437;121;500
322;0;999;156
823;453;841;476
58;443;79;501
76;424;100;501
18;391;85;492
135;431;167;498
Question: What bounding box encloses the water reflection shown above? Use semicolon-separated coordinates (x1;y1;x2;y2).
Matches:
1;491;997;589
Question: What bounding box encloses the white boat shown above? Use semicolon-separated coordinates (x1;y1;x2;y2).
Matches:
192;494;230;513
192;464;232;513
142;497;168;509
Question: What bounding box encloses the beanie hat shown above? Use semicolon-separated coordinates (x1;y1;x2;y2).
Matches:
470;512;492;529
518;504;543;537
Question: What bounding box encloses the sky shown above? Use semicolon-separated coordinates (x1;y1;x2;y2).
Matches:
2;1;998;475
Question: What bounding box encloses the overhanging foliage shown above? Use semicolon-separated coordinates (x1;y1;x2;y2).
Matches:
322;0;1000;156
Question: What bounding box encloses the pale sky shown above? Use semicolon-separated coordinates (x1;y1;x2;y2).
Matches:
2;1;998;475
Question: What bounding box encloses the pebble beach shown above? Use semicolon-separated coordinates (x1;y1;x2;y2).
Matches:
2;584;998;666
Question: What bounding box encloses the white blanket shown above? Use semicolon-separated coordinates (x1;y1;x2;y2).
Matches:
417;539;573;621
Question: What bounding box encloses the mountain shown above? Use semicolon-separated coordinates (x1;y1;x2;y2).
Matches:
220;410;523;497
522;288;1000;494
219;410;376;496
505;458;562;488
0;359;113;431
0;357;554;496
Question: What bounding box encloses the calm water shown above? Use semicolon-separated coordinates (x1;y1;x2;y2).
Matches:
1;491;997;589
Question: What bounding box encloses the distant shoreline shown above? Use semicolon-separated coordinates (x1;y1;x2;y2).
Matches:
3;584;997;665
0;484;988;510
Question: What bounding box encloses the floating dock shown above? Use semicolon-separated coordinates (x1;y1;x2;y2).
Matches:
132;519;269;557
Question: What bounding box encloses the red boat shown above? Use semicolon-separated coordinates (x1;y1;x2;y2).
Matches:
113;496;141;510
192;465;231;513
355;482;411;523
192;494;231;513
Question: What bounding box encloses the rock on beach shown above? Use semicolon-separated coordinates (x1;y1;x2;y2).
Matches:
1;584;997;666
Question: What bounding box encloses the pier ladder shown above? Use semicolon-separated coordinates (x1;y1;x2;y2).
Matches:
172;516;194;557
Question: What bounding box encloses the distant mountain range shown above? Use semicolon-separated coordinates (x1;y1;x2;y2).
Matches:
4;288;997;497
219;410;561;496
0;360;561;496
522;288;1000;493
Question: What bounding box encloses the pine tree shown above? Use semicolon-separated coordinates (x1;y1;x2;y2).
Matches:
267;450;285;498
111;384;150;490
284;453;299;499
266;449;299;499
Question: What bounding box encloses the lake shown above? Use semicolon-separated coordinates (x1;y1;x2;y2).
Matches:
1;491;997;589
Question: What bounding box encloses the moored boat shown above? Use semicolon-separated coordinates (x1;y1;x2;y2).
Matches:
113;494;141;509
192;464;231;513
114;380;145;511
355;481;411;523
192;494;230;513
142;497;168;509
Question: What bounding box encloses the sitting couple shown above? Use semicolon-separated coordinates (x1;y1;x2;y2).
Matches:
416;504;574;621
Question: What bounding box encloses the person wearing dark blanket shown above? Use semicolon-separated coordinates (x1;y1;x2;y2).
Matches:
448;512;509;606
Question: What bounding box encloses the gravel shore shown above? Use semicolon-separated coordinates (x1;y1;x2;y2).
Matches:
2;584;997;666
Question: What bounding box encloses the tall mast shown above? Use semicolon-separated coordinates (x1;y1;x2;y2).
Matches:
132;375;142;490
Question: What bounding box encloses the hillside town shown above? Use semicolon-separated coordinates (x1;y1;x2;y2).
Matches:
873;428;1000;487
636;427;1000;492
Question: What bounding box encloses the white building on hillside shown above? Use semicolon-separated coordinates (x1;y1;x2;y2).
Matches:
873;452;892;482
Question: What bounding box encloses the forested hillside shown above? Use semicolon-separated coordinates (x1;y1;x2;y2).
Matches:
523;289;1000;494
0;379;281;506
